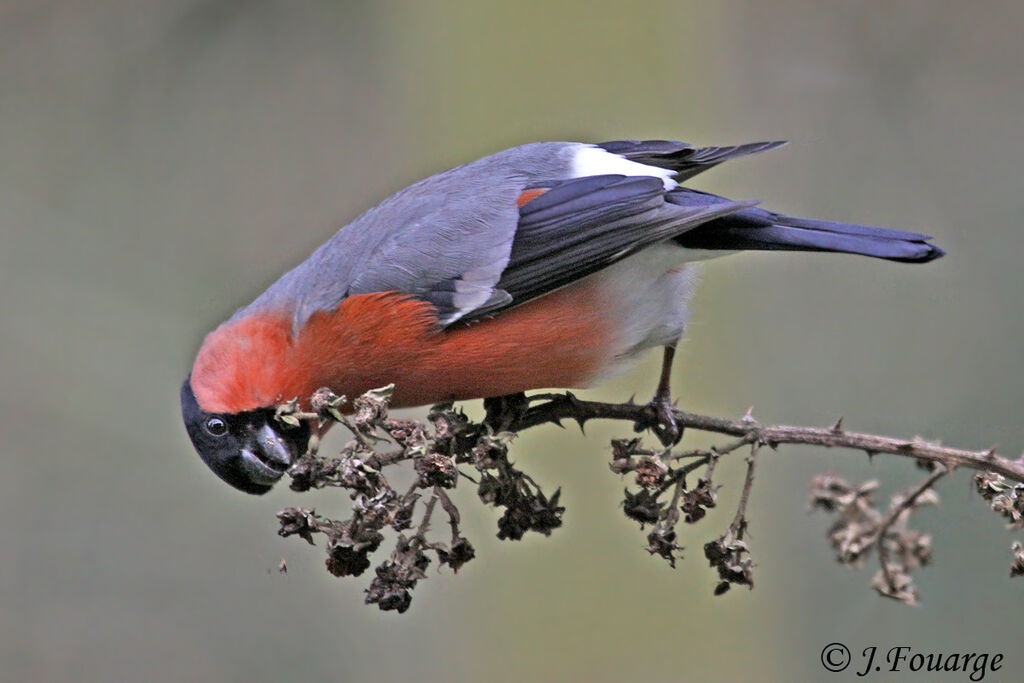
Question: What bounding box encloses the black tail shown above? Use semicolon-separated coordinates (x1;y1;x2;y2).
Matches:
669;190;944;263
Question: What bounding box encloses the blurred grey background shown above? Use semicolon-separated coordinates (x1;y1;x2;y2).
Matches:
3;2;1023;681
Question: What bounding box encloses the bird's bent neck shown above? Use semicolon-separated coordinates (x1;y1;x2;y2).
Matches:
190;313;298;414
188;294;440;414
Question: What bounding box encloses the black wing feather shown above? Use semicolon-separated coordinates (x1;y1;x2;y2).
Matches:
598;139;787;182
452;176;750;326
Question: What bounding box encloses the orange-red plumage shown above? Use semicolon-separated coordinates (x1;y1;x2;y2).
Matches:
191;314;293;414
515;188;548;207
191;280;612;415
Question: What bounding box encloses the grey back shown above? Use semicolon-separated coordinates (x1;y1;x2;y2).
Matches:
234;142;582;330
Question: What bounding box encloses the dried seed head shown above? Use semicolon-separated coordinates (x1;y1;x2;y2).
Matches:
634;455;669;490
646;527;683;567
1011;542;1024;578
704;534;754;592
276;507;322;545
622;488;665;526
352;384;393;429
437;537;476;573
414;452;458;489
682;478;718;524
872;566;918;605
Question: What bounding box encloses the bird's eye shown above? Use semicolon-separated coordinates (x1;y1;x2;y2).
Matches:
205;417;228;436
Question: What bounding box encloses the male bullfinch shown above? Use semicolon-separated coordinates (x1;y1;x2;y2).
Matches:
181;139;943;494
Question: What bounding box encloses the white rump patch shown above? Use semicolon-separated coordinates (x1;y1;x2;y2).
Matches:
571;145;678;189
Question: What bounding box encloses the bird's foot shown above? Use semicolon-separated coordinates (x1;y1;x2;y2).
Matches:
483;392;530;432
635;394;684;447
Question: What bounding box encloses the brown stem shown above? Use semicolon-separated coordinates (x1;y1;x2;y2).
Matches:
415;495;438;540
508;394;1024;484
729;443;760;539
667;434;753;463
435;487;462;541
658;456;710;496
876;465;949;591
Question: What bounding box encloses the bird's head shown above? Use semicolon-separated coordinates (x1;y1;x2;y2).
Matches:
180;376;311;494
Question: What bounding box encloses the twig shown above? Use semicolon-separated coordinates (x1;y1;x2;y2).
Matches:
657;456;710;496
666;434;753;463
729;443;760;539
435;487;461;538
416;495;439;539
876;465;949;593
702;442;760;593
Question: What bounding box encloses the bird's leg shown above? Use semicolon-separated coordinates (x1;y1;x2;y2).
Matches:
483;392;530;433
638;342;683;446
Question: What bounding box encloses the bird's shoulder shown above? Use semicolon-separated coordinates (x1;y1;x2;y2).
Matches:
241;142;589;327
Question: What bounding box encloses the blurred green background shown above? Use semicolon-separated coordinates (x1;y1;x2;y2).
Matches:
3;2;1023;681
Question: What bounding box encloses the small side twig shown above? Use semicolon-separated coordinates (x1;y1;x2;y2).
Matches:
870;465;948;604
703;443;759;595
730;443;759;539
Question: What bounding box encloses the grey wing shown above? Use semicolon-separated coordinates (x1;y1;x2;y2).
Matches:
244;139;771;330
344;188;518;325
249;143;574;329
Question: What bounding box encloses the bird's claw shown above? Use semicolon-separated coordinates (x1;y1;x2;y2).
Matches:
483;392;530;432
635;395;684;447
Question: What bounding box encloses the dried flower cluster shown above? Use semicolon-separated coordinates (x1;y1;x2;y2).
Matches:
974;471;1024;530
807;469;942;605
609;434;759;594
973;471;1024;578
275;386;562;612
273;386;1023;612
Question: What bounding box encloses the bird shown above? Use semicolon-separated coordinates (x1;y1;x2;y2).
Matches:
181;138;944;494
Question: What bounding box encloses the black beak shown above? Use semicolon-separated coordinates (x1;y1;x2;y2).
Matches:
238;423;300;486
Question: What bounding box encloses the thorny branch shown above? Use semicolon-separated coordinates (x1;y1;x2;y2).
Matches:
273;386;1023;612
506;392;1024;484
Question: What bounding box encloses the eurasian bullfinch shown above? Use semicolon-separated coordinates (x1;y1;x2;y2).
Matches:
180;139;943;494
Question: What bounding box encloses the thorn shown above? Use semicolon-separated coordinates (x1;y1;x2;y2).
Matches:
829;416;844;433
742;406;755;422
575;416;588;435
985;446;998;459
627;394;637;406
